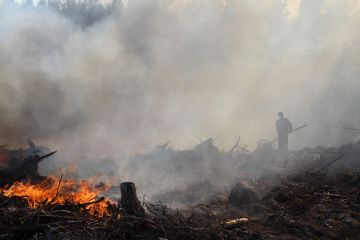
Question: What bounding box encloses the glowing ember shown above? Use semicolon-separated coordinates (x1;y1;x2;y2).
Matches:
0;177;115;217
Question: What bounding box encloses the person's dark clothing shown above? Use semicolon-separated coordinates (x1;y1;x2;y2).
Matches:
276;117;292;151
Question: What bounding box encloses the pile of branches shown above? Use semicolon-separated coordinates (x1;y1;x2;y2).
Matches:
255;171;360;239
0;139;359;239
0;193;118;240
290;141;360;172
0;186;231;240
0;171;359;240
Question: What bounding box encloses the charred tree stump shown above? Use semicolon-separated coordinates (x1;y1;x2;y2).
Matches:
120;182;145;217
0;151;56;187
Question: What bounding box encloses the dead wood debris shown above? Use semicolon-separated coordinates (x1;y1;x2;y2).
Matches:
0;170;358;240
0;140;359;239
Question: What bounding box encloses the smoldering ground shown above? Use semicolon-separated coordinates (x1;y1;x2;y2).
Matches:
1;0;360;198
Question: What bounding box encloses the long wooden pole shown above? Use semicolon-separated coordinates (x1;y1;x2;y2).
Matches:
272;124;308;143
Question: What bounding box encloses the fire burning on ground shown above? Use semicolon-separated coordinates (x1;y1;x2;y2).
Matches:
0;140;359;239
2;0;360;239
1;177;114;217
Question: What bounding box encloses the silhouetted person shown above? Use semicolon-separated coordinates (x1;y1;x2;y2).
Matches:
276;112;292;151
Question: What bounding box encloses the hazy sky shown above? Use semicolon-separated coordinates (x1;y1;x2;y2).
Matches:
1;0;360;160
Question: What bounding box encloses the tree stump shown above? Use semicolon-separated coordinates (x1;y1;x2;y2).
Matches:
120;182;145;216
0;151;56;187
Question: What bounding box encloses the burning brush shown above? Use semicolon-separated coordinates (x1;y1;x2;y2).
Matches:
0;141;117;217
0;175;116;217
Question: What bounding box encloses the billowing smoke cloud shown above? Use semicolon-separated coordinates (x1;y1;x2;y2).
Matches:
1;0;360;160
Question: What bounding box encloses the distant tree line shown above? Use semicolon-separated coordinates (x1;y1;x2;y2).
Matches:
20;0;123;27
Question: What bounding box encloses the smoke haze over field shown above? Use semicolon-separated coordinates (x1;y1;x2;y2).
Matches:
1;0;360;160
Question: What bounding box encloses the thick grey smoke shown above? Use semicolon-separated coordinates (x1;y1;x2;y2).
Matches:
1;0;360;163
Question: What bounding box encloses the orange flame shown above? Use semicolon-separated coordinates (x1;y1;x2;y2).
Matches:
1;177;115;217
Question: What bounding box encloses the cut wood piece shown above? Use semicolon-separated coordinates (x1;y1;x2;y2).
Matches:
120;182;145;216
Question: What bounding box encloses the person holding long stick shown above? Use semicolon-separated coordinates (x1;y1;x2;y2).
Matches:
276;112;292;152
